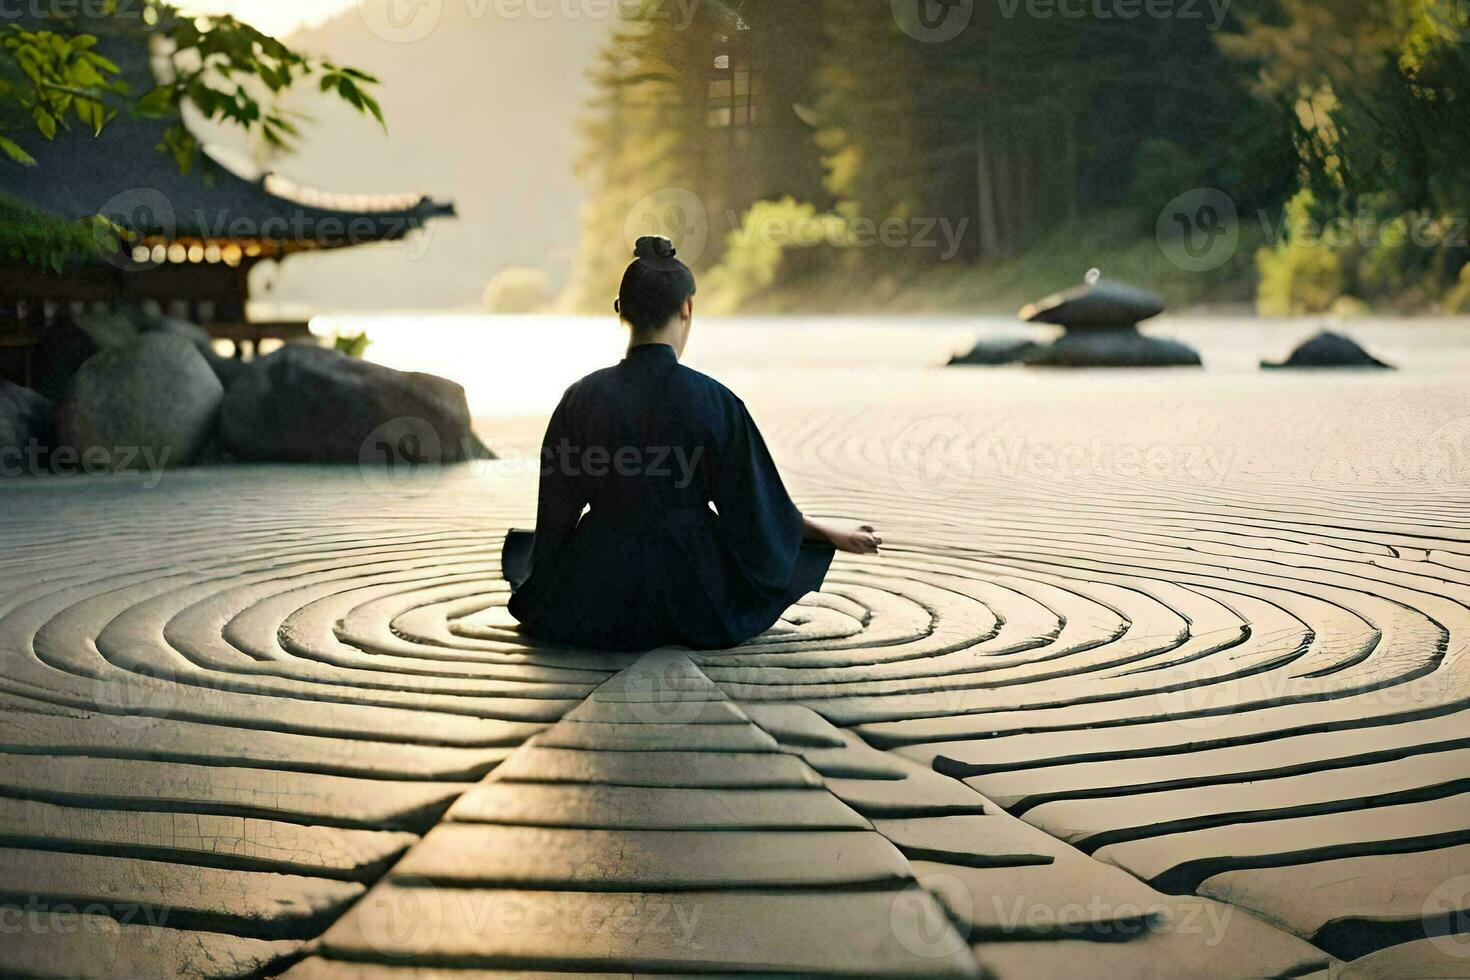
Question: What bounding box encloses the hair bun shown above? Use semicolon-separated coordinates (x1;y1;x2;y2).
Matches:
634;236;677;260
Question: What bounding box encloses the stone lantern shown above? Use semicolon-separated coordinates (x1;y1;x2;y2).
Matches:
1018;273;1201;367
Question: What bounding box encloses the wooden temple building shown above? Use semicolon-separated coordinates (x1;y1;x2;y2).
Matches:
0;14;452;387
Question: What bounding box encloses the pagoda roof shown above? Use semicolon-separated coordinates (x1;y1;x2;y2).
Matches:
1;10;452;257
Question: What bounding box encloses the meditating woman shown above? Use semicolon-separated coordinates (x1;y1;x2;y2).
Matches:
505;236;881;651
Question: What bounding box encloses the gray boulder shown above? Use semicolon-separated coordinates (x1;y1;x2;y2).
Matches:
948;339;1041;366
220;344;492;464
1023;327;1202;368
0;381;54;475
56;333;224;470
34;306;243;396
134;313;250;389
65;307;144;349
1262;331;1393;370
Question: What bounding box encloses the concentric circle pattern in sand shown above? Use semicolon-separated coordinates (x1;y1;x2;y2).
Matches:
1;375;1468;977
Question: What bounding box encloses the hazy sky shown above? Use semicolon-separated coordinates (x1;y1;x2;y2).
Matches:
178;0;359;37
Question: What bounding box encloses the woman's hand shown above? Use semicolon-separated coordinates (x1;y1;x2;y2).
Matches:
804;516;882;555
830;523;882;555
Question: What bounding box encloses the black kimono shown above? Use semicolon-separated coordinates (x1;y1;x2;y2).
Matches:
505;343;832;651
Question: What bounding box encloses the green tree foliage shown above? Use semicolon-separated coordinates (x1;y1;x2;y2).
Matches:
566;12;706;312
1256;190;1346;315
1225;0;1470;311
0;2;382;172
0;3;385;271
569;0;1464;312
820;2;1294;263
565;0;830;310
700;197;849;311
0;192;121;271
0;25;123;164
815;3;922;228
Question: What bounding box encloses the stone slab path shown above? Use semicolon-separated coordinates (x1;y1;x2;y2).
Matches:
0;385;1468;978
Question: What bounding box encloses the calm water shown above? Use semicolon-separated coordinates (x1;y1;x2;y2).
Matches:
309;313;1470;418
301;313;1470;492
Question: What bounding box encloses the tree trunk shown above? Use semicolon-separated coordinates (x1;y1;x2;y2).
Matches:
975;119;1002;261
1063;111;1079;224
1018;145;1034;243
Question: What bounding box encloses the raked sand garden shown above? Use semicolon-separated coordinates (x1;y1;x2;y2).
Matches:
1;316;1469;977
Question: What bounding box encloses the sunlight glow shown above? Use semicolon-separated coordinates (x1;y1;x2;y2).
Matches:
305;315;985;419
175;0;360;38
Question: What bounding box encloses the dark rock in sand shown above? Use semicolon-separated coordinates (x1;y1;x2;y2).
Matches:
220;344;493;464
948;339;1041;366
0;381;55;472
1022;327;1202;368
1021;279;1166;329
1261;331;1394;370
56;333;223;469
